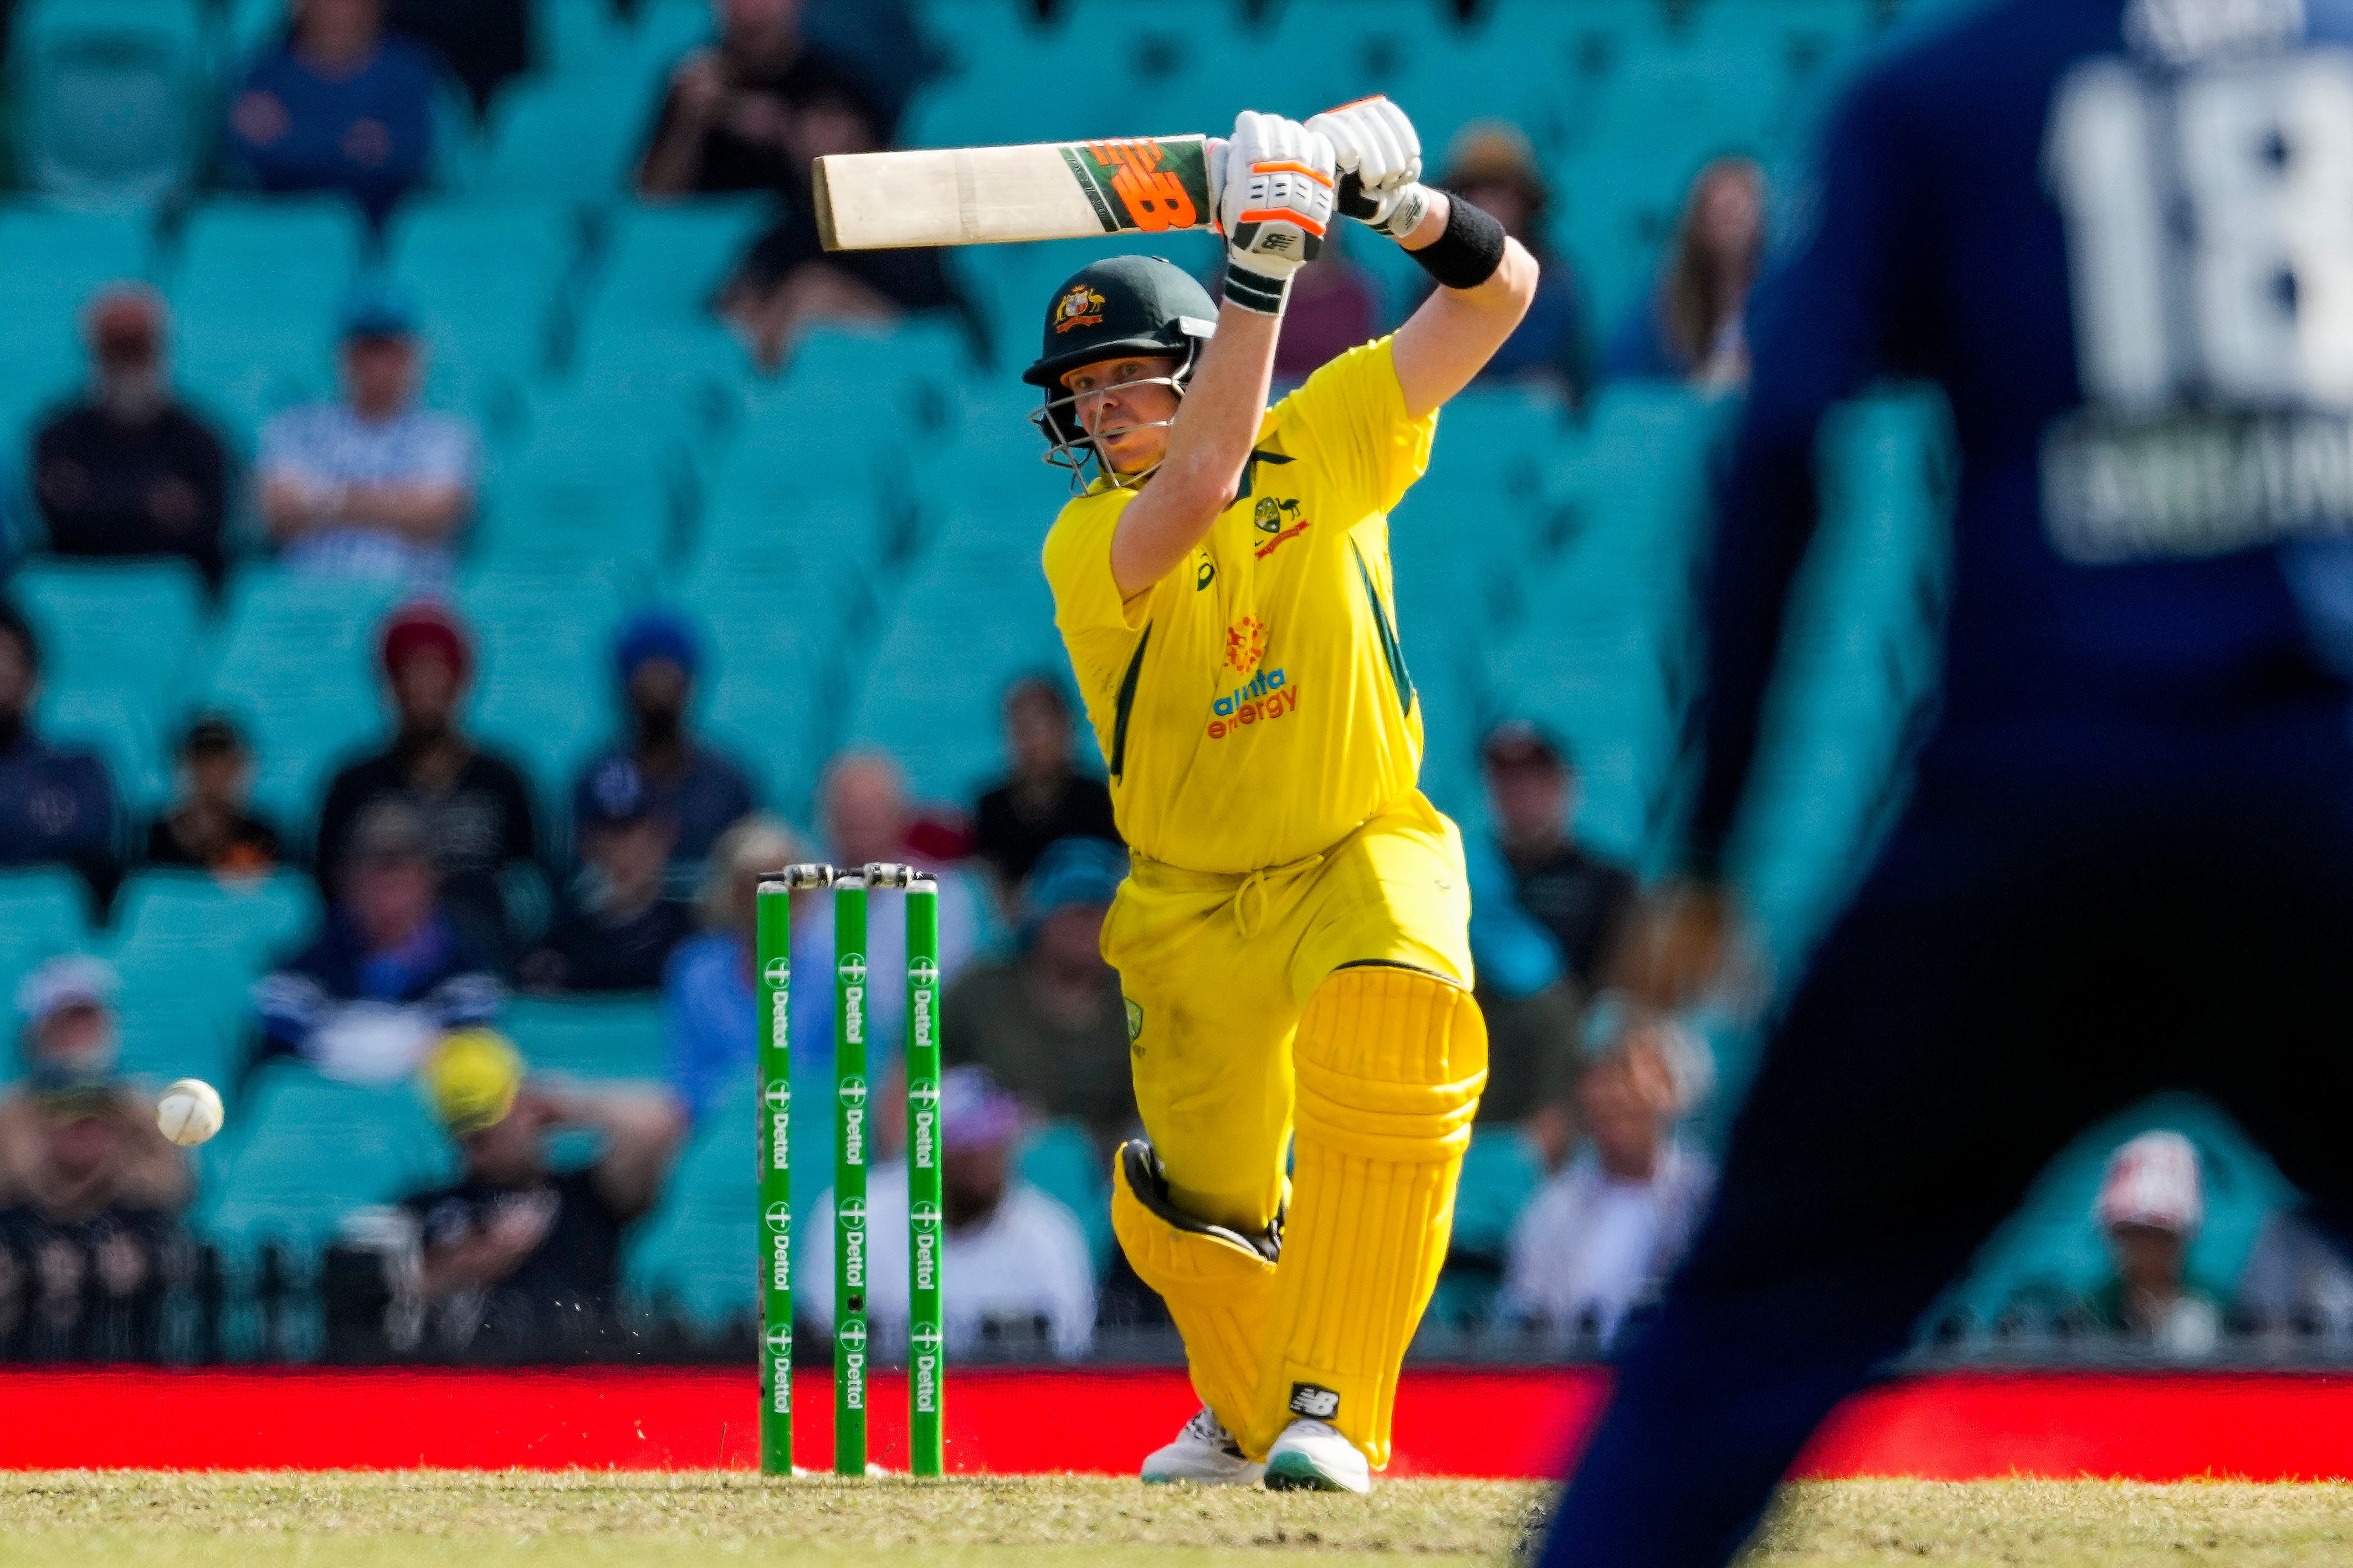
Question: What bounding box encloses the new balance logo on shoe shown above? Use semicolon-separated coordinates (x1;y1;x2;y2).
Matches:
1288;1383;1340;1420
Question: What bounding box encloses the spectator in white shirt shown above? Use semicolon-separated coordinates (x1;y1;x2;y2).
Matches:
1499;1009;1715;1346
801;1066;1096;1361
259;290;478;586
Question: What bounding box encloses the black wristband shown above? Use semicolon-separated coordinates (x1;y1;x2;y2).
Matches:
1222;258;1291;316
1408;193;1506;291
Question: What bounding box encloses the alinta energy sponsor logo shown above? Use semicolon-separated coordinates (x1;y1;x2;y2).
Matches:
1207;665;1299;739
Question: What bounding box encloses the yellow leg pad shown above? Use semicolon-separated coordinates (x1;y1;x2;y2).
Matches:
1244;966;1487;1469
1111;1143;1279;1442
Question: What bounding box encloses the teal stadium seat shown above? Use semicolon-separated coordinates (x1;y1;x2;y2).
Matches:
1478;386;1730;863
9;0;206;210
198;569;408;835
0;870;93;1061
1728;390;1951;960
0;207;155;450
1016;1118;1113;1278
625;1090;758;1330
458;567;628;802
11;558;204;722
568;199;770;436
532;0;626;77
503;995;667;1081
842;489;1068;805
196;1064;455;1256
224;0;287;58
477;409;680;575
1042;0;1255;146
106;871;319;1092
683;562;850;821
385;199;580;443
702;318;981;589
1258;0;1449;131
171;199;368;443
475;70;649;203
37;685;165;814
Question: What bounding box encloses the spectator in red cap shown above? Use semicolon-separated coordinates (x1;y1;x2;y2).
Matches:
29;285;232;592
314;601;540;964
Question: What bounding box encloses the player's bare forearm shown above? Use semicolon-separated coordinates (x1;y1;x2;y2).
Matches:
1107;300;1281;598
1392;192;1540;419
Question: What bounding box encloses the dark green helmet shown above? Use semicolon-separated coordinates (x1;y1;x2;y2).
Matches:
1024;255;1217;484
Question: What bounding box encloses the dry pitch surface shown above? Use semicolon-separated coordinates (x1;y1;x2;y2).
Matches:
2;1473;2351;1565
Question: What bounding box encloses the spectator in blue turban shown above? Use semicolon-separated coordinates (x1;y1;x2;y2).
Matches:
569;609;757;895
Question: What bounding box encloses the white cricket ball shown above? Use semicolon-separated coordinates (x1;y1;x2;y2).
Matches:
156;1078;225;1147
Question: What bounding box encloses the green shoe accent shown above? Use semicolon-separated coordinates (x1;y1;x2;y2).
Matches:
1263;1451;1353;1492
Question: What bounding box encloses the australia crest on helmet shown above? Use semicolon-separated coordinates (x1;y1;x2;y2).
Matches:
1052;283;1107;335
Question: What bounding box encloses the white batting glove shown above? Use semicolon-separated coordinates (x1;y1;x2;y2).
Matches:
1214;110;1336;314
1306;96;1432;240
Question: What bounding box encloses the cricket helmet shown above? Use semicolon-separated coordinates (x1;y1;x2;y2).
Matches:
1024;255;1217;487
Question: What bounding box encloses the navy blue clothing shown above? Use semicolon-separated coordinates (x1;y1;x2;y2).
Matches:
0;727;117;894
1689;0;2353;877
1545;3;2353;1564
570;744;755;885
226;38;439;224
253;908;500;1066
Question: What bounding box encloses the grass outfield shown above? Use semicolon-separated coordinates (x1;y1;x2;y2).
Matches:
1;1473;2350;1565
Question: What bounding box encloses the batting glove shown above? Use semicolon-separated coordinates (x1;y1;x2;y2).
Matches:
1306;96;1432;241
1214;110;1337;315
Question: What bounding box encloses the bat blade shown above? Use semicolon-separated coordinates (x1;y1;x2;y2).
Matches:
815;135;1214;249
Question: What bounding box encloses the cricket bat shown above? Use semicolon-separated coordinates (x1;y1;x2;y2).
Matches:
813;135;1215;250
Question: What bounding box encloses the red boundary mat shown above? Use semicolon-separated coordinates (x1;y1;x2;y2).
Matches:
5;1366;2353;1479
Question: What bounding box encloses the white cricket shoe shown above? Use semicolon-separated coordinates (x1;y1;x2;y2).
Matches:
1262;1418;1371;1493
1141;1406;1265;1485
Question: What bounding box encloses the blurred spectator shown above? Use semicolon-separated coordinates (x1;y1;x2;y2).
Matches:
259;293;479;587
143;713;283;879
0;1082;190;1361
1432;122;1597;405
636;0;880;198
256;799;500;1082
1474;722;1636;996
663;814;806;1124
316;602;539;963
31;286;232;593
1498;1013;1714;1345
522;760;696;995
225;0;442;225
387;0;531;119
817;749;981;981
404;1030;683;1354
0;958;189;1214
2238;1206;2353;1340
569;611;755;891
802;1067;1096;1361
942;838;1135;1156
635;0;956;367
0;603;119;900
2085;1131;2223;1357
1607;156;1764;390
970;676;1117;901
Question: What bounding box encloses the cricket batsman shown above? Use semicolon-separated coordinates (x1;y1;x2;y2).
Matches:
1021;99;1536;1491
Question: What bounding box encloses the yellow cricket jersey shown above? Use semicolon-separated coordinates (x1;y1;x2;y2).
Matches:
1042;336;1437;875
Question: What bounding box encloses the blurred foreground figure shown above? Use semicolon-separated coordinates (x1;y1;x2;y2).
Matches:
1544;1;2353;1562
2086;1131;2220;1357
